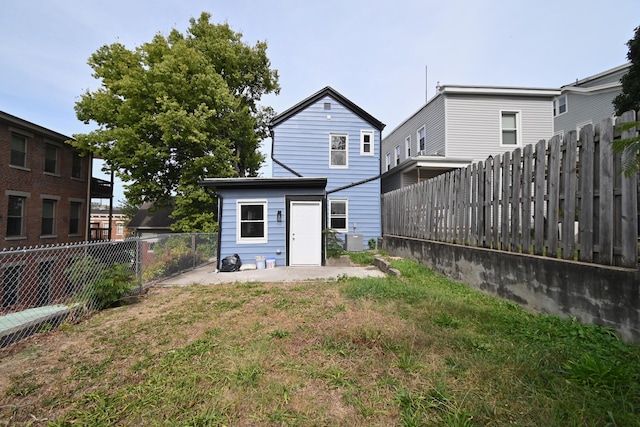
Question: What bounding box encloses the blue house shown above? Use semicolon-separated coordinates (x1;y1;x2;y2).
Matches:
200;87;385;268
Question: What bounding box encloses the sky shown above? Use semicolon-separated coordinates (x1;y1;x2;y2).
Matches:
1;0;638;203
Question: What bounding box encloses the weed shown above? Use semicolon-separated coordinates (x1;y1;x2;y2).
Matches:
270;329;290;339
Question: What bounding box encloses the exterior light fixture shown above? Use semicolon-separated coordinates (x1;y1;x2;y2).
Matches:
277;210;282;222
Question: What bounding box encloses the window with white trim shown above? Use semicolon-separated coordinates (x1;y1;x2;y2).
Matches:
44;143;59;174
7;196;26;237
500;111;520;146
330;134;348;167
417;126;426;152
553;95;567;116
385;153;391;172
405;136;411;158
10;134;27;168
237;200;267;243
395;145;401;166
41;199;57;236
360;130;374;156
329;200;348;232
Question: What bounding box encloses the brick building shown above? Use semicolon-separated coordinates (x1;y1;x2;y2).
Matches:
1;111;112;249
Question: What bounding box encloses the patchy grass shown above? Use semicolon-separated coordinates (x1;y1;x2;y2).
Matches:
0;258;639;426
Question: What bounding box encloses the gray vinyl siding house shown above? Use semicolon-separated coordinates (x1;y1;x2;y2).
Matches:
553;63;630;137
381;85;560;193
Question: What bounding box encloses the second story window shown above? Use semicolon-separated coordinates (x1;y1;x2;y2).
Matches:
360;130;374;156
553;95;567;116
417;126;426;152
405;136;411;158
42;199;57;236
69;201;82;235
11;134;27;168
330;134;348;168
395;145;401;166
501;112;520;146
7;195;26;237
385;153;391;172
44;143;59;174
72;152;83;179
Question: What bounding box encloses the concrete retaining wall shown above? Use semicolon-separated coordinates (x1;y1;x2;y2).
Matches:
382;235;640;343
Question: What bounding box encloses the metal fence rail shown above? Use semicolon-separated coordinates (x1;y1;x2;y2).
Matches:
0;233;217;348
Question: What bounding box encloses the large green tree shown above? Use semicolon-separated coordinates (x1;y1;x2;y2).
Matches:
613;25;640;176
72;12;280;231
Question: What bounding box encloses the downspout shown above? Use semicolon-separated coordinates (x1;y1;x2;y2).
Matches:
216;193;223;271
108;168;114;241
85;154;93;241
270;129;303;177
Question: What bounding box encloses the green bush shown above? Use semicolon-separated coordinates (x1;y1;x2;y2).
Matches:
89;263;138;310
323;229;344;258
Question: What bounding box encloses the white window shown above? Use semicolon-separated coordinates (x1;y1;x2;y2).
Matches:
553;95;567;116
117;222;124;235
405;136;411;158
395;145;401;166
417;126;426;152
500;111;520;146
330;134;348;168
237;200;267;244
360;130;374;156
385;153;391;172
329;200;348;232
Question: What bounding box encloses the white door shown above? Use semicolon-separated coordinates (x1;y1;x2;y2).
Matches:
289;201;322;266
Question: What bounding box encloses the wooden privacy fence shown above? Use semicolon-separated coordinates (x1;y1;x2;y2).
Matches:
382;111;639;268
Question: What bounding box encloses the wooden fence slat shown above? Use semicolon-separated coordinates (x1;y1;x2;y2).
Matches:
534;140;547;255
579;124;595;262
522;144;533;253
469;162;482;246
547;135;561;257
492;154;501;249
598;118;615;265
484;157;492;248
511;148;522;252
618;111;639;267
562;130;578;259
501;151;511;250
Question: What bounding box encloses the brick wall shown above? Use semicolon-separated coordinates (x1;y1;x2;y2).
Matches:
0;117;90;249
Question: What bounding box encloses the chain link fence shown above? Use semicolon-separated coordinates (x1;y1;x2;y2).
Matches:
0;233;217;348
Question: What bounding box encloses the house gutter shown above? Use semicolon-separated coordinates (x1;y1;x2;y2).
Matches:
270;130;303;177
215;193;223;271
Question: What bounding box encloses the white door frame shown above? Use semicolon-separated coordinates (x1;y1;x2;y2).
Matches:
287;197;324;266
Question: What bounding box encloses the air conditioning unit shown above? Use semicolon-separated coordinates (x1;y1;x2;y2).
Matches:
344;234;363;252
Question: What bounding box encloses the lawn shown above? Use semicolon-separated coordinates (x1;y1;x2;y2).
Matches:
1;257;639;426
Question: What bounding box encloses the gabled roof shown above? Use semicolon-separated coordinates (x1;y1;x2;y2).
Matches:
0;110;73;141
269;86;385;131
127;202;175;230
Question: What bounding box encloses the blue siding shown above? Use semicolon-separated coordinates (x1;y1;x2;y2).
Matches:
328;179;381;249
218;187;323;267
271;94;382;248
